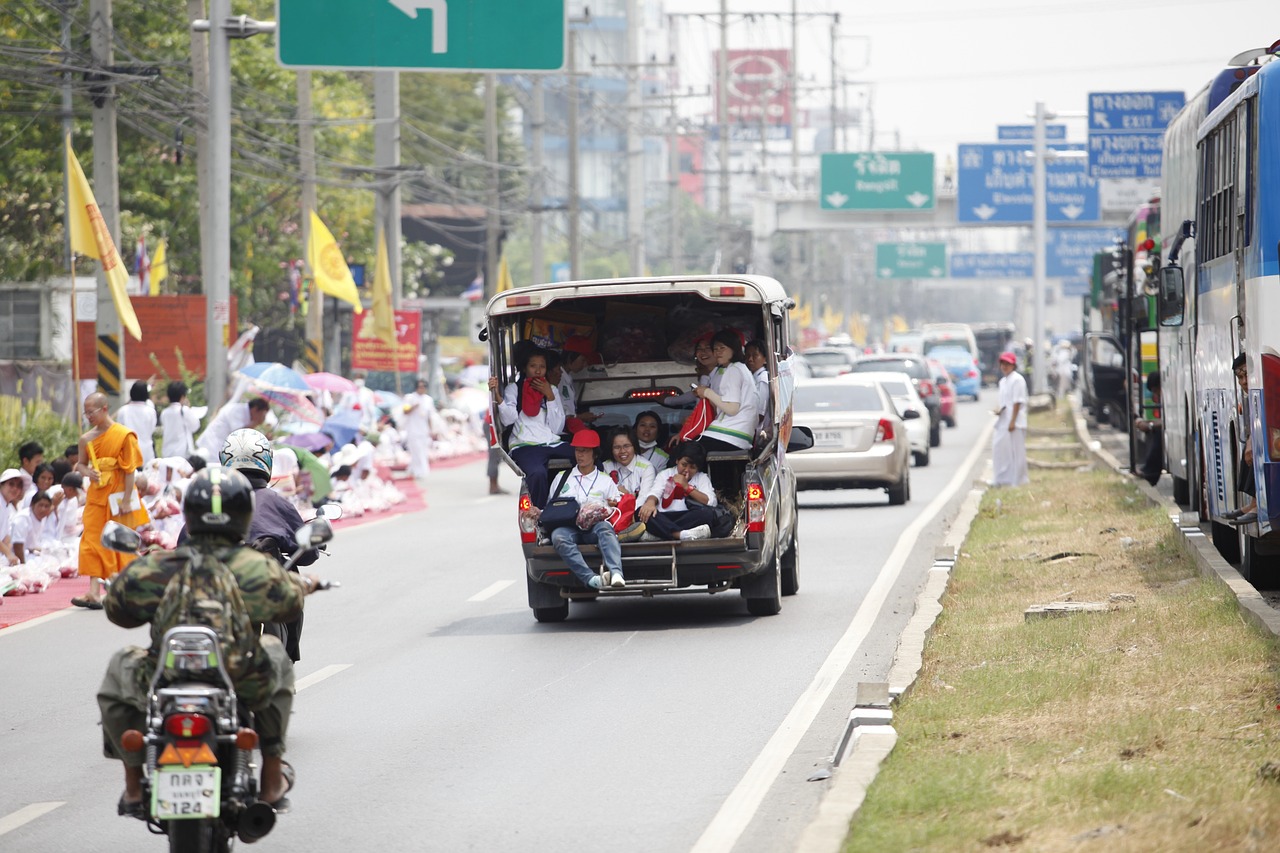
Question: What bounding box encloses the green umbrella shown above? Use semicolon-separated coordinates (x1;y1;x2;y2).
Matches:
290;446;332;504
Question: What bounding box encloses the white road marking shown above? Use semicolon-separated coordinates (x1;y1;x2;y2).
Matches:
468;579;516;602
295;663;352;692
691;419;995;853
0;608;76;638
0;802;64;837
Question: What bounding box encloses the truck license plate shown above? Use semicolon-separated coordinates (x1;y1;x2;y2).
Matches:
152;766;221;820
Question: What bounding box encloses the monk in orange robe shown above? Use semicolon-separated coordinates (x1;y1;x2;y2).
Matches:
72;391;151;609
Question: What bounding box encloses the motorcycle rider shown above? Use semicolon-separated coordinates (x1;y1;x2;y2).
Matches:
220;428;318;662
98;467;321;816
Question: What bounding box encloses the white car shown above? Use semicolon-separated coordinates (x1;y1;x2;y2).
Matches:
843;371;931;466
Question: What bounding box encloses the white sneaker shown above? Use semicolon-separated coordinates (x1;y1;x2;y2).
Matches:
587;576;604;590
600;570;612;587
640;531;661;542
681;524;712;541
609;571;625;589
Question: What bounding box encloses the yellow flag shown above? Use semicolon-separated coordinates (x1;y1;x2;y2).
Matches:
370;230;396;346
66;138;142;340
497;253;514;293
150;238;167;296
306;210;363;313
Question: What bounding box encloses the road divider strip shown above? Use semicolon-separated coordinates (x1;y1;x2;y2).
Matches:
468;580;516;602
0;802;64;838
295;663;352;692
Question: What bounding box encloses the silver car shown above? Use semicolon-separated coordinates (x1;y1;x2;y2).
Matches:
844;371;932;467
789;377;913;504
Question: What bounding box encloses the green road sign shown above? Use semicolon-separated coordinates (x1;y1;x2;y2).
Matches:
876;243;947;279
278;0;566;71
820;152;936;211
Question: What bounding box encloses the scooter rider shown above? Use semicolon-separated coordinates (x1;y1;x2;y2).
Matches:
98;467;322;816
220;428;318;662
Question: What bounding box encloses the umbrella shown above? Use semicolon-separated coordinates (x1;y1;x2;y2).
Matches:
239;362;311;394
283;432;336;454
322;410;364;449
306;372;357;395
373;389;403;411
290;447;333;503
260;388;323;425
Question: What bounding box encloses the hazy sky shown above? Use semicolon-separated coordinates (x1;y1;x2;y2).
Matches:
672;0;1276;157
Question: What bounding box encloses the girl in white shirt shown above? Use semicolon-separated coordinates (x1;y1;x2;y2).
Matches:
633;411;670;470
695;329;760;452
547;430;625;589
603;427;657;500
637;442;718;541
488;347;575;507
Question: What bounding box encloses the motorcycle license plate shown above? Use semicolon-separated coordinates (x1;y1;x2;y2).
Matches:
152;766;221;820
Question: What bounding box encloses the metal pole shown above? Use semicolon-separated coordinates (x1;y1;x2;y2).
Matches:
484;73;500;299
626;0;644;276
187;0;210;318
60;1;74;273
90;0;124;405
568;31;581;279
205;0;230;408
829;19;838;154
530;76;545;284
790;0;798;178
717;0;730;270
1031;100;1047;396
298;70;324;373
669;97;680;275
374;72;402;306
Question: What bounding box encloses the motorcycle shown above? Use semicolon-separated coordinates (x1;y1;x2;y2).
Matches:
101;516;338;852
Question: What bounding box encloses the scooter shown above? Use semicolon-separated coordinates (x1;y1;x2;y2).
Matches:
101;517;337;852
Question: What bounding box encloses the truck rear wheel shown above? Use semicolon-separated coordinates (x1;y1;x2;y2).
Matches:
780;525;799;597
527;576;569;623
533;604;569;623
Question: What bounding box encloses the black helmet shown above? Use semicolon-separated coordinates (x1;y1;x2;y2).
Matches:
183;467;255;540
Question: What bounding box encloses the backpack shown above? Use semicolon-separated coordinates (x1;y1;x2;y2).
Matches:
150;545;258;685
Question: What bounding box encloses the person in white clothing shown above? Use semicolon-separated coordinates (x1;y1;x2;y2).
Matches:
159;381;201;459
547;429;624;590
603;427;657;499
992;351;1030;486
633;411;670;471
637;442;717;541
695;329;760;452
53;472;85;541
744;339;771;430
114;381;157;464
0;468;25;564
334;371;380;434
10;490;55;562
488;346;574;507
196;397;269;459
401;378;437;480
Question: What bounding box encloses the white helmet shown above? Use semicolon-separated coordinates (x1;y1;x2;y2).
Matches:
219;428;273;478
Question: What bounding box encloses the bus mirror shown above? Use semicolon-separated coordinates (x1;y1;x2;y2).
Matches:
1157;264;1185;327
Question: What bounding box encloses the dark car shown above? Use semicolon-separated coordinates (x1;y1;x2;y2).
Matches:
848;354;942;447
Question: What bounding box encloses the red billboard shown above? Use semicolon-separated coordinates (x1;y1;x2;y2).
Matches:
351;309;421;372
76;295;238;378
713;49;792;131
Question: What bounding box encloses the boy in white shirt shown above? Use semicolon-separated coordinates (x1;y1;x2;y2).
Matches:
637;442;718;541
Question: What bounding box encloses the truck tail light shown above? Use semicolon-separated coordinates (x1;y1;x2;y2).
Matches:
875;418;895;442
518;487;537;544
1261;353;1280;460
746;477;765;533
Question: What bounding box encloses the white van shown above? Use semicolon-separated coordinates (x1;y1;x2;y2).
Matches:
921;323;979;362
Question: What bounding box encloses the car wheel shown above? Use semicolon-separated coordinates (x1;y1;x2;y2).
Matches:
887;469;909;505
945;414;957;428
929;419;941;448
914;447;930;467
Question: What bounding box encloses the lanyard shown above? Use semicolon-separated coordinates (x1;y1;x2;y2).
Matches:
574;470;600;502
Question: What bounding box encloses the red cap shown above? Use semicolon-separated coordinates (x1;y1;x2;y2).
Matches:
570;429;600;448
563;335;595;357
998;351;1017;365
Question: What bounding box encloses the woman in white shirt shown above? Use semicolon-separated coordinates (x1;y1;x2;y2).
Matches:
695;329;760;452
488;346;575;507
547;430;624;590
637;442;717;541
159;381;201;459
603;427;657;500
633;411;670;471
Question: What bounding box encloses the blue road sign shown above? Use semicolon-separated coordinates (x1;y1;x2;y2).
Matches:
997;124;1066;141
1062;278;1092;297
1087;91;1185;178
550;262;571;283
957;143;1099;224
949;252;1034;279
1046;227;1124;279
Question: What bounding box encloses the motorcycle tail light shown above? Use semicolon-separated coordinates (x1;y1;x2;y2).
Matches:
121;729;145;752
165;713;211;738
158;741;218;767
876;418;895;442
746;479;765;533
235;728;259;750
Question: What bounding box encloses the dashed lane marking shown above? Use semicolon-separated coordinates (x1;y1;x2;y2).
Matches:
468;580;516;602
295;664;352;692
0;802;64;837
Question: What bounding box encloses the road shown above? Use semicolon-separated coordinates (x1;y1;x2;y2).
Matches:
0;396;994;852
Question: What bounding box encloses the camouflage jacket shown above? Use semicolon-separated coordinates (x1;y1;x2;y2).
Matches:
105;536;307;705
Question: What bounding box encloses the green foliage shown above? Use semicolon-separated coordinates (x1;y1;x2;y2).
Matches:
0;397;80;470
146;348;205;408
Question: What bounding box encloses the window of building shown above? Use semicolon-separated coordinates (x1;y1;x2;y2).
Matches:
0;289;42;359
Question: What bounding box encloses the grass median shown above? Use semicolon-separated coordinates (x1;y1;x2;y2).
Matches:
844;403;1280;851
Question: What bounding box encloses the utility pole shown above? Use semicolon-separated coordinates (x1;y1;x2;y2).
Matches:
89;0;124;405
829;17;839;153
625;0;644;277
567;25;581;279
530;76;545;284
484;73;500;299
375;72;402;305
1032;100;1047;396
298;70;323;374
187;0;210;328
717;0;730;271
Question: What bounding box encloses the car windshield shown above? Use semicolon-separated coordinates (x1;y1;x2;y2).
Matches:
929;347;972;366
851;359;924;379
794;385;883;412
804;351;851;366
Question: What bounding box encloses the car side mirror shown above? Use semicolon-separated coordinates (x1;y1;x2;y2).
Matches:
787;425;815;452
902;409;922;420
295;518;335;549
101;520;141;554
1157;264;1185;327
317;503;344;520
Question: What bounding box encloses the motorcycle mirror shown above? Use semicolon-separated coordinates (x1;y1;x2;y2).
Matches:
317;502;344;521
101;520;142;554
295;517;334;549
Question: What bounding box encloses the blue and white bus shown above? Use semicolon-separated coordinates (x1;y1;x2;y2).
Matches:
1158;43;1280;583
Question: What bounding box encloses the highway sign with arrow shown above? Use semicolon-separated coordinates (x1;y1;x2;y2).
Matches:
1087;91;1184;178
956;142;1099;224
950;252;1034;279
820;152;935;211
876;242;947;279
278;0;566;71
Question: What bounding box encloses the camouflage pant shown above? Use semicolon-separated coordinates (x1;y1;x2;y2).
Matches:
98;636;295;767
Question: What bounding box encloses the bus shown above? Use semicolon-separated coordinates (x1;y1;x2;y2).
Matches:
1158;43;1280;583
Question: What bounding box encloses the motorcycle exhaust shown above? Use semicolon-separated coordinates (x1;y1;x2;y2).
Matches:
237;801;276;843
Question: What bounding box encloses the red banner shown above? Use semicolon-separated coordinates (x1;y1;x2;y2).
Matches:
76;295;237;378
351;309;421;372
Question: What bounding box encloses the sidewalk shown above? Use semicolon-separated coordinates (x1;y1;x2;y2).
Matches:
0;454;484;631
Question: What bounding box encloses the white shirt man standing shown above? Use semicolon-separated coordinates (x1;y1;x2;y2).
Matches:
159;380;202;459
115;380;158;465
401;379;437;481
196;397;270;459
992;351;1029;487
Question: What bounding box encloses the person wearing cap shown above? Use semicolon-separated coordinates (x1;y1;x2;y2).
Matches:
992;351;1029;487
0;467;26;564
547;429;626;590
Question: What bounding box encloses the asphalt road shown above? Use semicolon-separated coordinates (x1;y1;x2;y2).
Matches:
0;395;994;853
